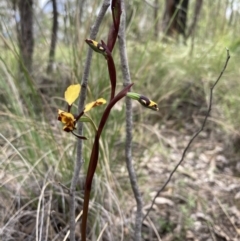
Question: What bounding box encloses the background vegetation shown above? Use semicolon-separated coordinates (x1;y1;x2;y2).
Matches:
1;0;240;240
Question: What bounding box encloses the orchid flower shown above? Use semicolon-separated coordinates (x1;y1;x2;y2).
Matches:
57;84;106;139
127;92;159;111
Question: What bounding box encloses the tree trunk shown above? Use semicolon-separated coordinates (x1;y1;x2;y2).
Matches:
79;0;86;24
177;0;189;37
17;0;34;73
162;0;189;38
186;0;203;38
154;0;159;39
47;0;58;74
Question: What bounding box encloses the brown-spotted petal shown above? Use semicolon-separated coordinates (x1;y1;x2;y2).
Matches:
84;98;107;113
58;109;76;132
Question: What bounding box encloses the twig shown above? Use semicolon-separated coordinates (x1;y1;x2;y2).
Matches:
63;211;83;241
58;182;71;194
146;216;162;241
216;197;239;235
69;1;111;241
118;1;143;240
96;222;108;241
143;49;230;221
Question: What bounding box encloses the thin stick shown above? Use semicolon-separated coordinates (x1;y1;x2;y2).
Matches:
147;216;162;241
118;1;143;240
96;222;108;241
69;1;111;241
143;49;230;221
63;211;83;241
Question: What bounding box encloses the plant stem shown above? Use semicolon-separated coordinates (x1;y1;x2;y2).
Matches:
118;1;143;240
69;1;111;240
81;84;133;241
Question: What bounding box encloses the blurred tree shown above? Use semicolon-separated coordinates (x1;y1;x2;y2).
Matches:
16;0;34;73
154;0;159;38
47;0;58;74
186;0;203;38
162;0;189;38
78;0;86;24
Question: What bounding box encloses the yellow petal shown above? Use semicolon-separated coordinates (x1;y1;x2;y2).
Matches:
64;84;81;105
148;100;159;111
84;98;107;112
88;39;98;48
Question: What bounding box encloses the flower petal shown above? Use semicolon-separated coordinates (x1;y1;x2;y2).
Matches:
58;110;76;132
138;95;159;111
58;109;75;123
64;84;81;105
84;98;107;112
85;39;107;56
127;92;159;111
63;124;75;132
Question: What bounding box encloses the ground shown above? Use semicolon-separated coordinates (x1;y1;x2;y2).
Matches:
137;123;240;241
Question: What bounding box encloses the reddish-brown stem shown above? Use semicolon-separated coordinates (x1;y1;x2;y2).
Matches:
81;83;133;241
